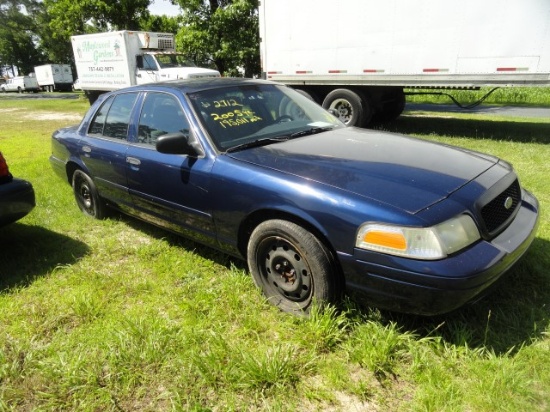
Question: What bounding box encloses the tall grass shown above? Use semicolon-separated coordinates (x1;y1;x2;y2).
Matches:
0;98;548;411
405;86;550;106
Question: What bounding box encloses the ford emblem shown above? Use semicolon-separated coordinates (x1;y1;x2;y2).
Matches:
504;196;514;210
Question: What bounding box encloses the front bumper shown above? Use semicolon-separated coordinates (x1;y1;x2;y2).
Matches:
340;189;539;315
0;178;35;226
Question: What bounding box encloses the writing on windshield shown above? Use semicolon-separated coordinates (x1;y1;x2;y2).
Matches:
199;98;264;129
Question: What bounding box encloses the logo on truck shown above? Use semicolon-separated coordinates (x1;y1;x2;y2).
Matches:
77;40;120;65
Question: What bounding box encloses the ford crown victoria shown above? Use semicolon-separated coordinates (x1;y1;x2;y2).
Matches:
49;78;539;315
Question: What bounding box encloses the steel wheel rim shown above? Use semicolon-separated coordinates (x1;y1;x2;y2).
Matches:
329;98;353;124
257;236;313;303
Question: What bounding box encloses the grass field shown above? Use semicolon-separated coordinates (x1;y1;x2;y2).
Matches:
0;95;549;411
405;86;550;106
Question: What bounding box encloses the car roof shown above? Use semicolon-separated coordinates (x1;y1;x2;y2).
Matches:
122;77;280;94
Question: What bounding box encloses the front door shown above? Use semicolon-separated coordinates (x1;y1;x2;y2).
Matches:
126;91;216;244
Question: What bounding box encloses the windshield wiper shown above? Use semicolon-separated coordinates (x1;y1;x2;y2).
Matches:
226;136;289;153
290;126;335;138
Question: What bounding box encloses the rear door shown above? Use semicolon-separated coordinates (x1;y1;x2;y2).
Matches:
79;91;139;209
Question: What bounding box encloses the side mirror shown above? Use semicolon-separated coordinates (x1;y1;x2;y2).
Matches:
136;55;143;69
156;132;204;157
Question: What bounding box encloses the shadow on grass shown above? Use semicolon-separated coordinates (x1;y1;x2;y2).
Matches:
379;114;550;144
118;212;243;271
377;236;550;355
0;223;89;291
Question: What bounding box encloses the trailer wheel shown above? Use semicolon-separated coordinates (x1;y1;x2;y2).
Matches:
294;88;320;103
17;87;22;94
372;89;406;124
322;88;373;127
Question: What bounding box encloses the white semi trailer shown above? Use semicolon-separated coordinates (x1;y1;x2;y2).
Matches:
259;0;550;126
71;30;221;103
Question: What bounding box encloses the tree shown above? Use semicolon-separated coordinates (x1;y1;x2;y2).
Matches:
37;0;153;71
0;0;45;75
175;0;260;77
140;14;181;33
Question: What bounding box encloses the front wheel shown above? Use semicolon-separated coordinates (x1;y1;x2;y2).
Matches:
247;219;339;314
72;169;107;219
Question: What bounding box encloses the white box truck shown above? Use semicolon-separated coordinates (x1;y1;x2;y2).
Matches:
34;64;74;92
71;30;221;103
259;0;550;126
0;75;40;93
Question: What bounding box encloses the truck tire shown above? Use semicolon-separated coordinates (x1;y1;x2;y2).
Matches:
84;90;104;105
371;89;406;124
322;88;373;127
294;88;320;103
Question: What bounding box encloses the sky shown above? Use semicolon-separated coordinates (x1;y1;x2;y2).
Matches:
148;0;181;16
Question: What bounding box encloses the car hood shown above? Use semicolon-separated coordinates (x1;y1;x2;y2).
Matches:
227;127;499;214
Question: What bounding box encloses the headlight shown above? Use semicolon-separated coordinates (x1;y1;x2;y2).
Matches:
355;214;480;260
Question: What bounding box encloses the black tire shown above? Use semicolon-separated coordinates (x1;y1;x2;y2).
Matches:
72;169;107;219
294;88;320;103
278;96;307;120
84;90;103;105
371;89;406;124
322;88;373;127
17;87;22;94
247;219;338;314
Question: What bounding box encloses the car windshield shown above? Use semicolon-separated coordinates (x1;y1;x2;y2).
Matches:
187;84;345;152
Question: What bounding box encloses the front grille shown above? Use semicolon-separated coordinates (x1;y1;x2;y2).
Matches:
480;179;521;235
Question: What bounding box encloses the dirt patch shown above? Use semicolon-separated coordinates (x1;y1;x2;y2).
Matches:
0;108;82;122
27;112;82;122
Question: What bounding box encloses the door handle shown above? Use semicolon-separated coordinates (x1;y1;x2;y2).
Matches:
126;157;141;166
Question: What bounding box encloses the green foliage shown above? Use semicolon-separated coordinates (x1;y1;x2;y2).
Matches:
175;0;260;76
0;0;46;74
140;14;181;33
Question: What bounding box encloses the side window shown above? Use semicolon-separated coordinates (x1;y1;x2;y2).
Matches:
142;55;157;71
88;96;114;135
89;93;138;140
137;93;189;146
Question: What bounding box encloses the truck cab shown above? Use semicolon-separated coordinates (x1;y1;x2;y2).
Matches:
136;52;219;84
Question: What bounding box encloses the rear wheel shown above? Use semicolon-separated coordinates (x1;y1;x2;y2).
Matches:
247;219;338;314
322;88;373;127
72;169;107;219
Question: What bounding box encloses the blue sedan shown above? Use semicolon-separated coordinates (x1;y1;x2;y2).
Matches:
49;78;539;315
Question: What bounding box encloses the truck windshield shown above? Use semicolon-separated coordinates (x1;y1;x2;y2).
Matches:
155;54;197;69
